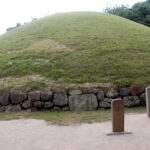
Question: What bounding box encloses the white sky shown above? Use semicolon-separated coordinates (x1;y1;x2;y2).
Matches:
0;0;144;35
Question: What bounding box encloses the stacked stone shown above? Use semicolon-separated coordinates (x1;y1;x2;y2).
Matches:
0;86;146;112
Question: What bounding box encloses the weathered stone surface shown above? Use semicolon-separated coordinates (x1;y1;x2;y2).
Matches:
83;89;98;94
62;106;70;111
6;105;22;112
53;106;61;111
44;101;53;109
33;101;44;108
69;90;82;95
99;101;111;108
11;93;27;104
69;94;98;111
53;91;68;106
0;94;9;106
103;98;114;103
97;91;104;101
123;96;140;107
0;106;7;112
28;91;40;101
119;88;130;97
140;93;146;106
130;86;144;96
106;89;118;98
41;91;53;101
112;99;124;132
22;100;31;109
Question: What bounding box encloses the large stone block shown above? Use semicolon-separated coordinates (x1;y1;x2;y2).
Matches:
33;101;44;108
22;100;31;109
69;94;98;111
28;91;40;101
44;101;53;109
99;101;111;108
11;93;27;104
130;86;144;96
53;91;68;106
99;98;114;108
41;91;53;101
106;89;118;98
97;91;104;101
139;93;146;106
119;88;130;97
0;94;9;106
123;96;140;107
0;106;7;112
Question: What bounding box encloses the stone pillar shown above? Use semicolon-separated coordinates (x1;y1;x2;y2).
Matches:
146;86;150;117
112;99;124;132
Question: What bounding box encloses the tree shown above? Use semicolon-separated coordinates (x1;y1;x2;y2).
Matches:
105;0;150;27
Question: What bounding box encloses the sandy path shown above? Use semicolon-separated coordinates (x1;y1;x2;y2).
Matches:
0;114;149;150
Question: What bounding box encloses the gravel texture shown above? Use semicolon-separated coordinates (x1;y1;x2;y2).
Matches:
0;114;149;150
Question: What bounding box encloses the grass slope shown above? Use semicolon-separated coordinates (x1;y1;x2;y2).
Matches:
0;12;150;91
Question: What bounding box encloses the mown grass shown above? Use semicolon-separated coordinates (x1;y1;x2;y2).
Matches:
0;107;146;125
1;12;150;91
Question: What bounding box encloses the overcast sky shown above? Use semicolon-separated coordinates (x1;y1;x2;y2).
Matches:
0;0;144;35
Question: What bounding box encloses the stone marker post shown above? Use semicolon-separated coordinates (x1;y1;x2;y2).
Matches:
146;86;150;117
112;99;124;132
107;99;132;135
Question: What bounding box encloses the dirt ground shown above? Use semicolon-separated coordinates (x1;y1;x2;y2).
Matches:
0;114;149;150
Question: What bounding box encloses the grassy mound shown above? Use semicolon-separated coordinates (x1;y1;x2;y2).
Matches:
0;11;150;92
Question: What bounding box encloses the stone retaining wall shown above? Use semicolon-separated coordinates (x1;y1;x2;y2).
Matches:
0;86;146;112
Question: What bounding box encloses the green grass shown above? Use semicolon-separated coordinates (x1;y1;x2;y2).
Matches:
1;12;150;91
0;107;146;125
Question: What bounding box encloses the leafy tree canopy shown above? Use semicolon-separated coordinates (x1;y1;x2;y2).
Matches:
105;0;150;27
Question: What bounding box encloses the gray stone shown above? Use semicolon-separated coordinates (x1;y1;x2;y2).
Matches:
69;94;98;111
0;94;9;106
41;91;53;101
62;106;70;111
22;100;31;109
119;88;130;97
53;91;68;106
130;86;144;96
99;101;111;108
139;93;146;105
6;105;22;112
33;101;44;108
69;90;82;95
44;101;53;109
28;91;40;101
53;106;61;111
11;93;27;104
123;96;140;107
83;89;98;94
0;106;7;112
103;98;114;103
106;89;118;98
97;91;104;101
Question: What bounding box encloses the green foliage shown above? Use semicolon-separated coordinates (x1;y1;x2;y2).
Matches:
105;0;150;27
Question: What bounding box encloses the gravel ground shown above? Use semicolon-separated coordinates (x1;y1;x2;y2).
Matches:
0;114;149;150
